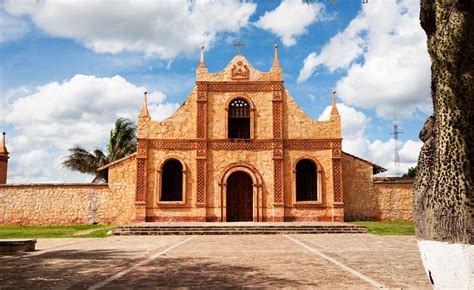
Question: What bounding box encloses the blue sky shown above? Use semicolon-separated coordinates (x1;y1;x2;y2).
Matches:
0;0;431;182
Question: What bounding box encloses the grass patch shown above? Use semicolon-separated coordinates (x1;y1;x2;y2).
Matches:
0;224;114;239
350;221;415;235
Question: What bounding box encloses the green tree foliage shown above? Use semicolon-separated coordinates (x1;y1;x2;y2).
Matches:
63;118;136;182
403;166;417;177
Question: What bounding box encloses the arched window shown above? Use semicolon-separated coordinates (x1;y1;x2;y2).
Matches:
160;159;183;201
228;98;250;139
296;159;318;201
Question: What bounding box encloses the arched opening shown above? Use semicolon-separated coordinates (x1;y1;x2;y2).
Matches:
160;159;183;201
228;98;250;139
226;171;253;221
296;159;318;201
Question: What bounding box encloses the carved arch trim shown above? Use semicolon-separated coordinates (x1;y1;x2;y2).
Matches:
292;156;323;206
218;162;264;222
224;95;256;140
156;156;188;206
224;94;256;110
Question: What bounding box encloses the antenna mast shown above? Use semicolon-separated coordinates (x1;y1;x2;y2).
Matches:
390;111;403;177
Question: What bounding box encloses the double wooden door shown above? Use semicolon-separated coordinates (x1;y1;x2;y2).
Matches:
226;172;253;221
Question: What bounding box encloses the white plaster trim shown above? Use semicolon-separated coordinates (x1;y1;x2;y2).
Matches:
89;236;196;289
417;240;474;289
284;235;386;289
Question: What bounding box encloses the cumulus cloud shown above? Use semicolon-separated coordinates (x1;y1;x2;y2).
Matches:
318;103;370;139
2;0;256;59
298;0;431;119
255;0;327;46
319;103;422;175
3;74;179;183
298;15;367;81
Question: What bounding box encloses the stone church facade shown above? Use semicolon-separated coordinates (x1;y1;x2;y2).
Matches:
112;46;347;223
0;47;415;226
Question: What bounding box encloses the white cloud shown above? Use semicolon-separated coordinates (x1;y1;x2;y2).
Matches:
3;0;256;59
255;0;326;46
3;74;179;183
298;0;431;119
318;103;421;176
0;8;30;42
318;103;370;139
298;15;366;81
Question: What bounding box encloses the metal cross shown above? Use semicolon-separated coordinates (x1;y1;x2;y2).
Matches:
234;37;245;55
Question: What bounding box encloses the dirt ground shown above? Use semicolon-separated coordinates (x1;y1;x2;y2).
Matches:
0;234;430;289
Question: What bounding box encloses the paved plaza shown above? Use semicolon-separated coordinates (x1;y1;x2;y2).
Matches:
0;234;430;288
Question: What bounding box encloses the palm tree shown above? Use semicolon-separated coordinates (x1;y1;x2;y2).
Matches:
107;118;137;161
62;118;137;182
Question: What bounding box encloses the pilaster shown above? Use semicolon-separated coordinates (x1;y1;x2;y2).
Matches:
196;82;208;212
272;82;284;221
135;139;148;221
331;141;343;204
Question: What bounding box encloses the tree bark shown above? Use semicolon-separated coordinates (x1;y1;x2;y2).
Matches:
415;0;473;244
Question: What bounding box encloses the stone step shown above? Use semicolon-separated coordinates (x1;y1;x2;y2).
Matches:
115;230;367;235
114;224;368;235
116;228;366;232
118;226;363;230
117;228;364;232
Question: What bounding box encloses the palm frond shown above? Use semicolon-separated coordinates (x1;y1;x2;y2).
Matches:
62;145;107;175
107;118;137;161
63;118;136;181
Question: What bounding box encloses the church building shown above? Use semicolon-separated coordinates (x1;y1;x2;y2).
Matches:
97;45;385;223
2;45;416;227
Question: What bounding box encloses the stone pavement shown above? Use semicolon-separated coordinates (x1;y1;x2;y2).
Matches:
0;234;431;289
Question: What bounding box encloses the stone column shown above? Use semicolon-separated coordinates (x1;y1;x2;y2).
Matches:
195;82;208;221
135;139;148;222
331;141;344;222
272;82;285;222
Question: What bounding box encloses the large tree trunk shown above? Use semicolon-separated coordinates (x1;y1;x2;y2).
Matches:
415;0;473;287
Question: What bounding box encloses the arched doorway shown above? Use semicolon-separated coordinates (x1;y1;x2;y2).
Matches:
226;171;253;221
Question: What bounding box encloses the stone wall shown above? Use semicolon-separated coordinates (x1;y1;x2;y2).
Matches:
343;152;414;221
343;153;380;220
0;155;138;226
373;177;414;222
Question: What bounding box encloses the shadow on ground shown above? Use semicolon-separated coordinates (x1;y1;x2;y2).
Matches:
1;249;302;288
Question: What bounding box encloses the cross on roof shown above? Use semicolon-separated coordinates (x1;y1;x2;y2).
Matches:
234;37;245;55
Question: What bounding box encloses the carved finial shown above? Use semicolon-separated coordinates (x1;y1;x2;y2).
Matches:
0;132;8;154
331;90;339;116
234;37;245;55
139;91;150;119
272;43;280;68
198;45;206;68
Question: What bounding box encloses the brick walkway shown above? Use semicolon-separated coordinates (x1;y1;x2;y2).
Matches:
0;234;430;288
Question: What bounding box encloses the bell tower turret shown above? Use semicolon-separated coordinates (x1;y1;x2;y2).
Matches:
0;132;9;184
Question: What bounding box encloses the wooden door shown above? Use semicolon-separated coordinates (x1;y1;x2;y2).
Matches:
226;172;253;221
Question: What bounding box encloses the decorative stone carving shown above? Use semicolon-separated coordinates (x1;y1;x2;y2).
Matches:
137;139;148;158
197;159;207;203
197;102;207;139
209;141;273;150
136;159;146;202
285;140;336;150
231;61;249;80
207;82;281;92
332;158;343;203
273;103;282;139
332;148;342;157
147;139;340;151
273;159;283;203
